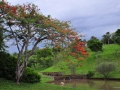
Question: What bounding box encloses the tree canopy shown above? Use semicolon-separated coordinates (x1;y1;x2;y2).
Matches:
87;38;103;52
115;29;120;45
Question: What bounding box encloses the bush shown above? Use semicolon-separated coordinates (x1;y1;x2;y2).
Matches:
22;67;41;83
37;47;53;68
87;39;103;52
95;62;115;78
0;51;17;80
87;71;94;78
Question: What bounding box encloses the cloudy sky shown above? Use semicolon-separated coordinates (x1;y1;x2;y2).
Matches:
6;0;120;53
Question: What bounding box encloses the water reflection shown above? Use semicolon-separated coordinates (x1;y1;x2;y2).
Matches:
99;81;113;90
52;79;120;90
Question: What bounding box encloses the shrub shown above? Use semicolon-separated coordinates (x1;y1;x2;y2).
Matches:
37;47;53;68
95;62;115;78
87;71;94;78
22;67;41;83
87;39;103;52
0;51;17;80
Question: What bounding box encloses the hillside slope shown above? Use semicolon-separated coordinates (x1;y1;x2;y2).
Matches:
40;44;120;78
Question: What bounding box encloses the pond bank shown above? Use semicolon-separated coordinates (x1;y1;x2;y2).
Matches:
42;72;120;82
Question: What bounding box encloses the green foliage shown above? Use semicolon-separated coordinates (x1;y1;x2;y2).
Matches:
37;47;53;58
12;52;18;58
56;54;80;75
115;29;120;45
87;39;103;52
87;71;94;78
37;47;53;68
0;51;40;83
27;55;37;68
52;47;62;53
68;63;77;75
0;51;17;80
22;67;41;83
38;56;53;68
95;62;116;78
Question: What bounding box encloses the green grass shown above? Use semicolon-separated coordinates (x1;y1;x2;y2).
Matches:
76;44;120;78
0;77;95;90
41;44;120;77
0;44;120;90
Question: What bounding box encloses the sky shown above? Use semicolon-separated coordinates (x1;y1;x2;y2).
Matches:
5;0;120;53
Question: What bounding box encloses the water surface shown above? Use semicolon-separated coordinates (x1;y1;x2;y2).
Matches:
51;79;120;90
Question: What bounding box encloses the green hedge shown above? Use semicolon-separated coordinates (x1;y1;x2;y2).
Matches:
0;51;17;80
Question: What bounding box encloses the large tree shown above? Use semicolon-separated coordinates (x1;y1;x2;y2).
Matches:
102;35;107;44
0;1;78;84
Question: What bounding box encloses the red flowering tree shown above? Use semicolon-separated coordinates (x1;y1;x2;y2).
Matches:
70;37;88;58
53;37;88;75
68;37;88;74
0;1;77;84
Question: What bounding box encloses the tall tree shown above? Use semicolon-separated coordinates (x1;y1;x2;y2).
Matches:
90;36;98;40
102;35;107;44
115;29;120;45
111;32;117;44
106;32;111;44
0;1;78;84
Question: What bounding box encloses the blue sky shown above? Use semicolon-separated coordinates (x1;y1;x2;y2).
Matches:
6;0;120;53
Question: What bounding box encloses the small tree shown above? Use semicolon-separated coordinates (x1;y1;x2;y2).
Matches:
95;62;115;79
87;39;103;52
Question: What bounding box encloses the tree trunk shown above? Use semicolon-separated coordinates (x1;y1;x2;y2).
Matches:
16;72;21;84
108;39;109;44
16;61;27;84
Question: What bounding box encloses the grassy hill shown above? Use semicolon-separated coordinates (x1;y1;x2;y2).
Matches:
41;44;120;78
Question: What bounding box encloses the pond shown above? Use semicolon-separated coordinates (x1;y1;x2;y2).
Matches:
51;79;120;90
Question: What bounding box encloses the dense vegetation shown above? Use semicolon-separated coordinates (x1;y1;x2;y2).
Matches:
0;51;41;83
